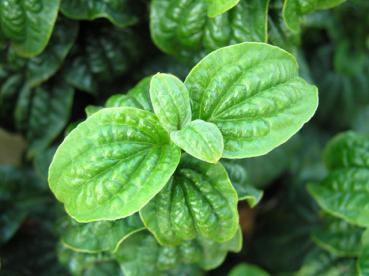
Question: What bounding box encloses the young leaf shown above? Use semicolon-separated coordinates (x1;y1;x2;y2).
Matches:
358;229;369;276
61;213;145;253
170;120;224;163
312;215;364;257
229;263;270;276
150;73;192;132
48;107;181;222
185;42;318;159
61;0;139;28
140;155;238;246
106;76;153;112
150;0;269;61
114;230;242;275
0;0;60;57
207;0;240;17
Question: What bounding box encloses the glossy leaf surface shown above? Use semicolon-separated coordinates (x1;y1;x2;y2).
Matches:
150;73;191;132
61;213;145;253
170;120;224;163
0;0;60;57
207;0;239;17
151;0;269;61
312;215;364;257
49;107;181;222
185;42;318;158
229;263;270;276
140;155;238;245
61;0;139;28
114;230;242;275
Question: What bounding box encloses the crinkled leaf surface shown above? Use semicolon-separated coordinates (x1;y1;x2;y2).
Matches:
106;76;152;111
151;0;269;61
170;120;224;163
15;81;74;156
308;132;369;227
312;215;364;257
150;73;191;132
229;263;270;276
65;27;142;94
222;160;263;207
49;107;181;222
61;0;139;28
140;155;238;245
207;0;240;17
60;213;144;253
185;42;318;158
296;247;356;276
358;229;369;276
283;0;346;32
0;0;60;57
114;230;242;275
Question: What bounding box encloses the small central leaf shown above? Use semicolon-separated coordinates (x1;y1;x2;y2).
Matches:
170;120;224;163
150;73;191;132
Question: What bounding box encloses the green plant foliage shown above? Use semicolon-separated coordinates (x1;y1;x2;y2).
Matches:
149;73;191;132
114;230;242;275
0;0;60;57
150;0;269;61
228;263;270;276
312;215;364;257
308;132;369;227
60;213;145;253
185;42;318;158
207;0;240;17
49;107;181;222
60;0;139;28
140;155;238;245
358;230;369;276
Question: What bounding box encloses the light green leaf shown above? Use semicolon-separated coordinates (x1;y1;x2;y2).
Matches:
15;81;74;156
60;0;139;28
61;213;145;253
48;107;181;222
312;215;364;257
185;42;318;158
150;73;191;132
85;105;102;117
0;0;60;57
140;155;238;245
282;0;346;32
296;247;356;276
222;160;263;207
170;120;224;163
323;131;369;171
358;229;369;276
106;76;152;111
114;230;242;275
228;263;270;276
207;0;240;17
150;0;269;61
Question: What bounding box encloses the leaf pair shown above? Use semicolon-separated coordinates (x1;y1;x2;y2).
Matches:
150;73;223;163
